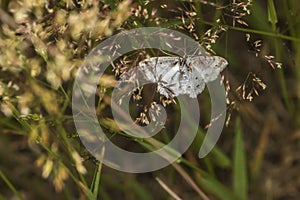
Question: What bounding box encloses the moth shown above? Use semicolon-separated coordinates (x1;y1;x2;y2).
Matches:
137;55;228;98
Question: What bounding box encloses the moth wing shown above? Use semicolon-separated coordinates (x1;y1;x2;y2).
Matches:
157;57;197;98
191;55;228;82
140;57;183;98
138;57;178;79
188;72;205;98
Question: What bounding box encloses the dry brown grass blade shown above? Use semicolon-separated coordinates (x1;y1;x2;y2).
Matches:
102;95;209;199
172;163;210;200
250;112;274;179
155;177;182;200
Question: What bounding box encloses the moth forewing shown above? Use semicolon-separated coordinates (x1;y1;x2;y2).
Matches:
132;55;228;99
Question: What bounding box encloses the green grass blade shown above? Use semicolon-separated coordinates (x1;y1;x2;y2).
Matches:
0;170;24;200
101;174;154;200
233;118;248;200
227;26;300;42
138;137;182;160
196;128;231;168
0;193;6;200
267;0;293;115
181;101;231;168
267;0;278;25
200;176;237;200
126;178;154;200
91;163;103;200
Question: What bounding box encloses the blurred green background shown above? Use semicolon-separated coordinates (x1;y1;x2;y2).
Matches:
0;0;299;199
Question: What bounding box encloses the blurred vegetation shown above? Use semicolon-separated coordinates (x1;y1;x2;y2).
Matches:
0;0;300;199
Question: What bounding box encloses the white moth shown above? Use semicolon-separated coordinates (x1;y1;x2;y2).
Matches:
137;55;228;98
